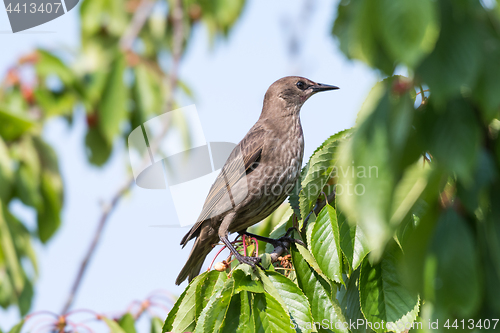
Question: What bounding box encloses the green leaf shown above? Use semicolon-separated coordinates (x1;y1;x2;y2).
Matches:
305;212;316;248
7;320;24;333
389;159;432;227
34;89;76;118
425;208;481;317
162;285;188;332
220;291;253;333
337;78;425;259
4;208;38;275
80;0;103;36
164;272;206;333
0;137;13;202
118;313;137;333
265;271;314;333
310;205;343;284
37;170;63;243
233;268;265;294
15;164;41;208
253;292;295;333
13;137;42;209
474;47;500;122
338;209;369;271
85;127;112;166
359;242;419;333
291;243;348;333
150;317;164;333
295;236;330;284
0;202;24;294
417;2;482;103
102;317;127;333
195;279;234;333
332;0;394;74
378;0;439;67
133;64;161;120
0;271;15;309
98;54;128;145
35;50;75;86
299;130;351;220
195;270;228;319
18;276;33;316
418;99;481;184
337;269;366;333
0;108;34;141
263;208;293;254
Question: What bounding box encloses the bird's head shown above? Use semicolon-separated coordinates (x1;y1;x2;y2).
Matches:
262;76;339;117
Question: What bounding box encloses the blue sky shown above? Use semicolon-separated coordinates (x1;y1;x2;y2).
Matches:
0;0;377;330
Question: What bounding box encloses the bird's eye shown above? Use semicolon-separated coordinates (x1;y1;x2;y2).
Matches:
296;81;307;90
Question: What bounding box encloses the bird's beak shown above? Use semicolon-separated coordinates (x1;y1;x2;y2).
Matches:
311;83;340;93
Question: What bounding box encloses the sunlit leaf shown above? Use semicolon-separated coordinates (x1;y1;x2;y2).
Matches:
337;209;369;272
0;137;13;202
291;243;348;333
98;54;128;145
35;50;75;86
7;320;24;333
194;279;234;333
299;129;351;222
150;317;164;333
264;271;314;333
0;202;24;293
164;272;206;333
0;108;34;142
253;292;294;333
118;313;137;333
102;317;127;333
310;205;343;284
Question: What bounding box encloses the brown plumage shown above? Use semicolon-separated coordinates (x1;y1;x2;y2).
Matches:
175;76;338;285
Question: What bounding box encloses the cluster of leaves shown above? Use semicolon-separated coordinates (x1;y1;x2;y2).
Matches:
333;0;500;330
0;52;65;315
0;0;246;319
166;0;500;332
164;129;422;333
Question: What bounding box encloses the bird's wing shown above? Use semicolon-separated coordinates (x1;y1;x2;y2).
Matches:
180;124;265;246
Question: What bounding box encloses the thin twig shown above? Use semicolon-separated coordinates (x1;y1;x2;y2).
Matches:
61;0;185;314
119;0;156;51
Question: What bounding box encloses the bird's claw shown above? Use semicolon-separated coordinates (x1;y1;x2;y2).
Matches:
273;236;306;248
237;255;264;270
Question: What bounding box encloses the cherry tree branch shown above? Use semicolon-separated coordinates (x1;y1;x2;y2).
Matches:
61;0;185;314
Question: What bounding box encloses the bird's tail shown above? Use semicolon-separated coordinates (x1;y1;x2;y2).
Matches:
175;236;214;285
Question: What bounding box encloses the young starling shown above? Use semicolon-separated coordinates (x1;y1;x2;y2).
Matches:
176;76;338;285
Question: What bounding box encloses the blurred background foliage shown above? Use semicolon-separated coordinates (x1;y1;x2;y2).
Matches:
0;0;245;320
1;0;500;332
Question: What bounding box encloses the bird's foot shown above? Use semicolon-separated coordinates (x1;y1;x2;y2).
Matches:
240;228;305;249
273;235;306;248
235;253;264;270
